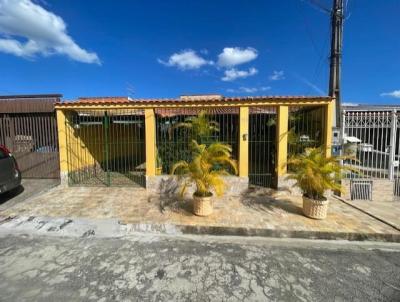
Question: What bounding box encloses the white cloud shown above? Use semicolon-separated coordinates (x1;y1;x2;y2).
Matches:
380;90;400;98
158;49;212;70
217;47;258;67
221;67;258;82
239;87;258;93
0;0;100;64
269;70;285;81
226;86;270;94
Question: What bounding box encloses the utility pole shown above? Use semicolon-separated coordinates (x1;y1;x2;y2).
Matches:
328;0;344;127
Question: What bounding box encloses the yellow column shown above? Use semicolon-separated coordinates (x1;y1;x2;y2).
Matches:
145;108;156;176
56;109;68;180
239;106;249;177
276;105;289;176
324;101;334;158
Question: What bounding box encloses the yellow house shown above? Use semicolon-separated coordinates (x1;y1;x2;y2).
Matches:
55;95;334;193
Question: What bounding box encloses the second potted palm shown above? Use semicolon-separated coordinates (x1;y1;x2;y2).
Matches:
171;140;237;216
288;147;350;219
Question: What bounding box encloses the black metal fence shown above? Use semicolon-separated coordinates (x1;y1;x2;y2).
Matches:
155;108;239;174
65;110;146;187
248;107;277;187
288;106;325;157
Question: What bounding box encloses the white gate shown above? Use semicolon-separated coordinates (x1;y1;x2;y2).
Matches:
342;109;400;200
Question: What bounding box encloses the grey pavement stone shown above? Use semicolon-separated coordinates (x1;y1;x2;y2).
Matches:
0;179;59;211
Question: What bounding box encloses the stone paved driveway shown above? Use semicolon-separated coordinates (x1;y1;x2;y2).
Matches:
2;185;399;239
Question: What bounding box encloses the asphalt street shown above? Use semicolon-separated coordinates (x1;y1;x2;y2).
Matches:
0;233;399;301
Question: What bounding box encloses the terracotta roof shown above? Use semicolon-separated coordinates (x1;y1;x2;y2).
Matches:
58;95;332;106
76;97;131;104
155;107;240;117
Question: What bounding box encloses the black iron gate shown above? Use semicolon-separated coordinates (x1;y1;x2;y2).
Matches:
65;110;146;187
248;107;277;187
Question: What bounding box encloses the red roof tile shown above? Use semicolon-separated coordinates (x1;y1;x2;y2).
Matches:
76;97;131;104
57;95;332;106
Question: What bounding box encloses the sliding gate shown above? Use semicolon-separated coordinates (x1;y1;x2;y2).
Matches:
248;107;277;187
0;113;59;178
65;110;146;187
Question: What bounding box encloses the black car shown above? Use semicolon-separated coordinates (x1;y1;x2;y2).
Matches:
0;145;21;194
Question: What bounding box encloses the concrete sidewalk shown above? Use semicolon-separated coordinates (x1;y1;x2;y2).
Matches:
1;186;400;242
337;198;400;231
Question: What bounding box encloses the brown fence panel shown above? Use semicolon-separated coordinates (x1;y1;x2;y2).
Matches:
0;113;60;179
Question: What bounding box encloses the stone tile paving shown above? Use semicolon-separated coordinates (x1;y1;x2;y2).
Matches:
1;185;399;238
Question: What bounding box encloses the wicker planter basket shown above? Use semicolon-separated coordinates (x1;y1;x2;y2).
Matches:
193;194;213;216
302;196;329;220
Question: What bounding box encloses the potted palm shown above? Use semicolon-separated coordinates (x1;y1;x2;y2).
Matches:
287;147;348;219
171;140;237;216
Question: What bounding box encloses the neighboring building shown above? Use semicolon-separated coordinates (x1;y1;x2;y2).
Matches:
342;104;400;201
0;94;62;179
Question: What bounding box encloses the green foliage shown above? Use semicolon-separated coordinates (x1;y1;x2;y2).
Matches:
156;148;163;168
172;110;220;145
171;140;238;197
287;147;352;200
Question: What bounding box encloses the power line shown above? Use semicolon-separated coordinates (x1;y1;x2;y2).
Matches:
297;0;331;95
302;0;331;14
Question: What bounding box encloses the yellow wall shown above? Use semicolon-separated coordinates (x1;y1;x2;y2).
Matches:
64;119;96;174
324;101;334;157
145;108;156;176
56;110;68;173
63;114;143;175
276;105;289;176
239;106;249;177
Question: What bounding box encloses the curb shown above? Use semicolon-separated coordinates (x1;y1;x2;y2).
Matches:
333;196;400;232
2;214;400;243
119;222;400;243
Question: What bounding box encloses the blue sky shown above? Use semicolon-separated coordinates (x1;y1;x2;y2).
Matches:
0;0;399;104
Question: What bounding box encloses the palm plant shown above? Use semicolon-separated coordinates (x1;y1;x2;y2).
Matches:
172;111;220;145
287;147;349;200
171;140;238;197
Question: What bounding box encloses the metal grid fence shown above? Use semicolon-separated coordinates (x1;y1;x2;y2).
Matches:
342;111;399;179
155;108;239;175
0;113;59;178
288;106;325;157
248;107;277;187
65;110;146;187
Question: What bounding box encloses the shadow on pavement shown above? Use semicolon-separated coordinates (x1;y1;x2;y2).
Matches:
0;185;25;205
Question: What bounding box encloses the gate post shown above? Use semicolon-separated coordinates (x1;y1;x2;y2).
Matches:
389;110;397;180
324;101;335;158
145;108;156;177
56;109;68;186
276;105;289;182
239;106;249;177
